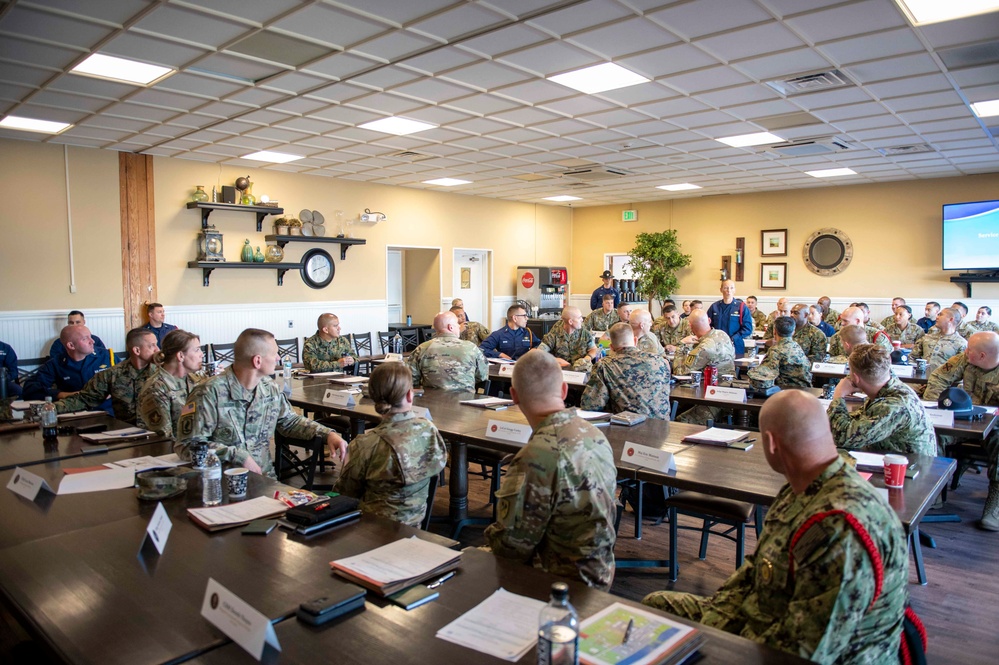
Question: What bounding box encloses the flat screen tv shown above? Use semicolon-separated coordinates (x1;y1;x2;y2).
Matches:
943;199;999;270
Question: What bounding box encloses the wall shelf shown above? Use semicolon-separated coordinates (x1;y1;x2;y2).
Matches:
264;235;366;260
188;261;299;287
186;201;284;231
950;273;999;298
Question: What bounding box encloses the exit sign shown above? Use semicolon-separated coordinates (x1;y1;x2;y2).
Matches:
622;209;638;222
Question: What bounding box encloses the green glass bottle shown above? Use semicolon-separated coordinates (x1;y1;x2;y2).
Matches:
240;239;254;262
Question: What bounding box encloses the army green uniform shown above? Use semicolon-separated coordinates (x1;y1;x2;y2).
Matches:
581;347;672;420
751;309;767;331
302;333;357;372
584;309;620;332
674;330;737;425
644;457;907;664
827;325;893;358
824;309;840;327
138;370;204;438
651;318;690;350
485;408;618;591
407;333;488;393
176;368;332;479
910;331;967;371
636;331;664;356
883;321;924;347
959;320;999;339
758;338;812;389
460;321;491;345
792;324;829;365
55;360;156;426
334;411;447;527
538;325;596;371
827;375;936;456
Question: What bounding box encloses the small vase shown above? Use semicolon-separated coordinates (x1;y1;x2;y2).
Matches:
192;185;209;202
253;247;265;263
265;245;284;263
240;179;255;205
240;239;254;262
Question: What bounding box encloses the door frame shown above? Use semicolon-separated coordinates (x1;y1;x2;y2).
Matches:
453;247;493;328
386;244;443;323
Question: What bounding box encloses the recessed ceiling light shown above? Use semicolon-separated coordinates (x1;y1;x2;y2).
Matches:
971;99;999;118
423;178;471;186
242;151;303;163
894;0;999;25
656;183;702;191
359;117;437;135
716;132;784;147
0;115;72;134
548;63;650;94
544;195;582;202
71;53;173;86
805;168;857;178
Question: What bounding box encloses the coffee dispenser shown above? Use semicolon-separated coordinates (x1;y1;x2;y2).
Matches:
516;266;568;316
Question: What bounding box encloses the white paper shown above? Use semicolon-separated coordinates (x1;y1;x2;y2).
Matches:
306;370;345;377
384;353;404;362
144;502;173;555
187;497;288;527
620;442;676;472
812;362;848;374
323;388;356;406
104;454;187;472
925;409;955;427
57;410;107;421
202;577;280;660
487;357;514;364
576;410;611;420
57;467;136;495
460;397;514;408
436;588;545;662
703;385;747;403
562;370;588;385
9;400;44;411
485;419;532;444
683;427;751;444
332;536;460;585
79;427;153;442
849;451;885;468
329;376;369;384
7;467;54;501
893;365;915;378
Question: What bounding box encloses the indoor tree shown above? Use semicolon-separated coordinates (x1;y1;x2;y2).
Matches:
628;230;692;313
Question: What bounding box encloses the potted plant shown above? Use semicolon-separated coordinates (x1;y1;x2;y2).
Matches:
274;217;290;235
627;230;692;314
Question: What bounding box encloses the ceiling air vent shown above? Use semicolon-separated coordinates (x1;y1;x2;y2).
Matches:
762;137;852;157
561;165;631;181
766;69;852;95
877;144;935;156
388;151;433;162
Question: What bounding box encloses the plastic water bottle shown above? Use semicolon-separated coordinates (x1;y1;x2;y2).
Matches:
40;396;58;440
393;332;403;354
537;582;578;665
282;355;293;395
201;449;223;506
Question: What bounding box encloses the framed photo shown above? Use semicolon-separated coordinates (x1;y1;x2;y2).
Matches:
761;229;787;256
460;267;471;289
760;263;787;290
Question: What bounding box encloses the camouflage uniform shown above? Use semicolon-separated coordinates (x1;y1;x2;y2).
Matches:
959;320;999;339
910;331;967;371
674;329;737;425
407;333;488;392
54;361;156;426
758;338;812;389
651;318;690;350
484;408;618;591
827;325;893;358
879;315;895;330
751;309;767;331
334;411;447;527
644;457;907;665
824;309;840;327
460;320;491;345
138;370;204;437
883;321;924;347
827;375;936;456
581;347;672;420
792;324;829;365
176;368;332;479
584;309;620;332
302;333;357;372
538;325;596;371
636;331;665;356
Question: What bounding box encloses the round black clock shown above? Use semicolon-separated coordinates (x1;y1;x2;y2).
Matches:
300;248;334;288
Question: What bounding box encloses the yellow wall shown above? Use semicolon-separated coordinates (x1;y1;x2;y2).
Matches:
402;248;441;323
571;173;999;299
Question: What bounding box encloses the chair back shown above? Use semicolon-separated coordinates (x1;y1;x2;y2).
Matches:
275;337;299;363
377;331;392;354
421;473;439;531
211;342;236;365
351;332;373;357
419;327;435;344
399;328;420;351
17;357;49;384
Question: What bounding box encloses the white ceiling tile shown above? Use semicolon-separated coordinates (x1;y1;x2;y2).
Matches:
455;23;549;57
49;74;137;100
911;118;983;134
302;52;380;79
233;109;293;126
793;86;875;109
446;117;515;134
697;23;805;62
272;6;388;49
260;72;329;95
576;107;651;128
846;54;941;84
352;31;441;62
350;66;424;91
784;0;907;42
595;82;679;106
273;116;338;135
129;89;206;111
663;66;752;95
30;89;110;112
817;28;924;65
156;73;245;99
897;107;968;124
526;0;634;36
134;5;248;49
195;101;256;118
490;106;562;126
444;93;521;115
918;12;999;49
346;92;426;115
311;105;381;125
305;82;371;103
270;97;331;116
440;61;532;90
332;0;458;25
0;62;57;87
192;53;287;83
1;5;113;49
494;79;574;104
648;0;772;41
537;95;618;117
496;40;599;77
408;3;508;41
733;48;834;81
391;77;476;103
965;83;999;103
632;96;712;118
881;90;965;113
617;43;720;80
0;37;80;70
566;17;680;59
865;73;952;99
226;88;287;107
404;105;475;125
102;33;208;69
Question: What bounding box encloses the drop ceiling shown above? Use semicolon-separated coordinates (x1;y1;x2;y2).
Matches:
0;0;997;206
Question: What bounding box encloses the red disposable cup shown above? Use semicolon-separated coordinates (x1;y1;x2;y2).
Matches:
883;454;907;488
892;340;901;350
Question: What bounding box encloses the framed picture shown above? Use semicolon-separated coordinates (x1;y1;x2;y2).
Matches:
761;229;787;256
760;263;787;290
460;267;471;289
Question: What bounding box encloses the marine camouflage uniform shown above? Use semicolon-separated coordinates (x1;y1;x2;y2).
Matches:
138;370;204;437
883;321;924;347
334;411;447;527
636;331;665;356
643;457;908;665
824;308;840;327
538;325;596;372
484;408;618;591
407;333;488;392
584;309;620;332
793;324;829;365
55;360;156;426
758;338;812;389
910;331;967;371
652;318;690;350
302;333;357;372
460;320;491;345
176;368;332;479
827;325;893;358
959;320;999;339
581;346;671;420
673;329;737;425
827;375;936;456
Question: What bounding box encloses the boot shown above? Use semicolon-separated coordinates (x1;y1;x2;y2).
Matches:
979;482;999;531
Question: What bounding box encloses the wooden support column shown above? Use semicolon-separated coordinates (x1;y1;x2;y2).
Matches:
119;153;157;329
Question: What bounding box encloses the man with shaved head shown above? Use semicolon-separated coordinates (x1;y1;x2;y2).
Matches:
766;297;790;328
645;390;909;663
674;310;737;425
827;324;869;364
630;308;664;355
25;324;112;414
303;313;357;372
177;328;347;478
538;306;597;371
485;349;618;590
910;307;967;371
924;331;999;530
407;311;487;392
49;310;107;361
707;279;753;355
581;322;671;420
828;306;893;358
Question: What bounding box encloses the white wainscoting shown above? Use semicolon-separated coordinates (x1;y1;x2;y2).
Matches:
0;308;126;359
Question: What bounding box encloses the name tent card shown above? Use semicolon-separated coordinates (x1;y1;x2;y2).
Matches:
484;419;532;444
620;442;676;473
323;388;356;407
704;385;747;403
812;362;848;374
202;578;281;660
7;467;54;501
498;363;515;377
893;365;916;378
142;502;173;556
411;406;433;421
562;370;587;385
384;353;404;362
926;409;955;427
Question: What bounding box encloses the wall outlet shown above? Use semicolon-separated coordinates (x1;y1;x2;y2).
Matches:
288;320;293;328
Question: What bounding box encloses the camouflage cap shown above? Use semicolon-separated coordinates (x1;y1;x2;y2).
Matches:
136;468;189;500
747;364;779;390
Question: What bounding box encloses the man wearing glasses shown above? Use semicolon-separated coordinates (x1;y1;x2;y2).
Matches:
479;305;540;361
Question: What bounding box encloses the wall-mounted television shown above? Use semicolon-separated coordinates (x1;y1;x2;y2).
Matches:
943;199;999;270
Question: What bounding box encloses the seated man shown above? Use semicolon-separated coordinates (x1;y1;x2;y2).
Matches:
828;307;892;357
177;328;347;478
25;325;111;412
302;313;357;372
746;295;767;331
762;300;791;348
817;295;839;328
674;310;737;425
883;305;924;349
787;304;828;364
537;306;597;372
879;298;906;329
755;316;812;389
451;306;490;344
407;311;488;392
961;306;999;339
652;304;691;354
855;302;883;330
827;324;869;364
630;308;664;356
141;302;177;347
54;327;158;425
480;305;539;360
583;294;619;332
951;301;969;330
828;344;935;456
581;322;671;420
1;339;22;397
49;310;107;361
644;390;908;664
911;307;966;371
484;350;617;590
807;305;835;337
923;331;999;530
916;301;940;333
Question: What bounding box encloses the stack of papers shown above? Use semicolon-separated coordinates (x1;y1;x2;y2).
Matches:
682;428;751;447
57;467;138;495
305;370;345;377
57;410;107;421
578;602;702;665
487;357;514;364
103;453;187;472
329;376;369;384
436;588;545;661
576;410;611;421
79;427;154;442
460;397;514;410
187;497;288;532
330;536;461;596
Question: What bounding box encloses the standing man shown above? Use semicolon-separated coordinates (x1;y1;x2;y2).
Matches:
451;306;490;344
480;305;539;361
590;270;621;311
584;294;620;332
961;306;999;338
652;304;691;353
910;307;967;371
49;310;107;360
789;303;829;364
753;316;812;388
485;350;618;590
706;280;753;356
630;308;664;355
581;323;671;420
537;306;597;371
141;303;177;347
917;302;940;333
303;313;357;372
746;295;767;331
24;325;111;413
407;311;488;392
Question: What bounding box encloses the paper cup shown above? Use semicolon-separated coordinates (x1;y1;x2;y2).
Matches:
224;467;249;498
883;454;908;488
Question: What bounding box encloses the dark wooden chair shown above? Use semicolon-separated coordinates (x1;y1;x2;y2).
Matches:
419;327;435;344
663;492;763;582
275;337;299;363
211;343;236;365
377;331;392;354
17;357;48;385
399;328;420;352
421;473;439;532
274;432;326;489
351;332;374;376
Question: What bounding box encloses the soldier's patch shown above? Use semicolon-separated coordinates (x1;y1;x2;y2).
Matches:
792;520;833;564
216;425;235;441
148;410;163;426
181;402;196;416
179;416;194;437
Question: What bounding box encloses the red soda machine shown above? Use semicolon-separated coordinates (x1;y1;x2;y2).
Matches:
516;266;568;316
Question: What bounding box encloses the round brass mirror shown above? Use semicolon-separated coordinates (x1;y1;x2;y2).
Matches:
803;228;853;276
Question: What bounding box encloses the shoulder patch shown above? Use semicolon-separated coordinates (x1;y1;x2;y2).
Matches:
181;402;196;416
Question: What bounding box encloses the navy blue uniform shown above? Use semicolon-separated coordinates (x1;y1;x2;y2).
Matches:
706;298;753;355
50;334;107;361
815;320;835;337
24;353;113;414
916;316;935;333
479;325;540;360
590;286;621;312
0;341;21;397
141;322;177;347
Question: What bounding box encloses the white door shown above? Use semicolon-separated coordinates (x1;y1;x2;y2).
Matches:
454;250;488;325
387;250;403;324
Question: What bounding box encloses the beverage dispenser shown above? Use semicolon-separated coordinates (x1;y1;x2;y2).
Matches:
516;266;568;316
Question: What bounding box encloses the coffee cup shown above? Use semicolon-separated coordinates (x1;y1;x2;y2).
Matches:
225;467;249;498
914;358;927;373
883;454;908;489
190;444;210;469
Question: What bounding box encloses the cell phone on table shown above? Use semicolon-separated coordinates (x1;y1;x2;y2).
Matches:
241;519;278;535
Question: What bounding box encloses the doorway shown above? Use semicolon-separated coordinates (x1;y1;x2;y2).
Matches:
453;249;491;327
386;246;442;326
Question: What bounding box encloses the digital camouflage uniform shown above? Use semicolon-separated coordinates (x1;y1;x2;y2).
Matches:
538;325;596;372
643;457;908;665
580;346;672;420
55;360;157;426
636;331;665;356
883;321;924;347
584;309;620;332
138;370;204;438
302;333;357;372
824;309;840;327
674;329;736;425
460;320;491;345
959;320;999;339
333;411;447;527
827;325;893;358
176;368;332;479
751;309;767;331
406;334;488;392
484;408;618;591
910;331;967;371
757;338;812;389
827;375;936;456
764;324;827;365
652;318;690;350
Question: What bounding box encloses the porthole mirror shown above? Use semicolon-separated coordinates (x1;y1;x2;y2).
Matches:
803;227;853;276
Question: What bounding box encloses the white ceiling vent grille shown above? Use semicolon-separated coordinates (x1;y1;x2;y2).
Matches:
877;144;935;156
762;137;852;157
561;165;631;181
388;151;433;162
766;69;852;95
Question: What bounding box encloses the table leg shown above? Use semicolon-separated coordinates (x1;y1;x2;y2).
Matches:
909;527;927;585
448;440;470;539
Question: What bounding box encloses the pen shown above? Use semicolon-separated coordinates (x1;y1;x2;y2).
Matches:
427;571;455;589
744;439;757;443
623;618;634;644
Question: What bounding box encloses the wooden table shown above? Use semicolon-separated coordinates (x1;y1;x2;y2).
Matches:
812;366;929;386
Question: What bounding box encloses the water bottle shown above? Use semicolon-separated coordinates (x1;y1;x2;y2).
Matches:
40;396;58;440
201;449;223;506
406;314;412;326
393;332;403;354
282;355;293;395
537;582;578;665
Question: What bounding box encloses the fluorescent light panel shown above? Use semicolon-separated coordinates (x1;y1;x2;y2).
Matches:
548;63;649;94
71;53;173;85
657;183;701;191
359;117;436;135
544;195;582;202
716;132;783;147
423;178;471;186
0;115;72;134
894;0;999;25
806;168;857;178
971;99;999;118
242;150;303;163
